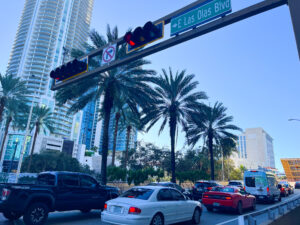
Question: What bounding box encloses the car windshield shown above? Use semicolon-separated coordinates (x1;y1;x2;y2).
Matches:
195;182;213;188
211;186;224;191
121;188;154;200
229;182;241;185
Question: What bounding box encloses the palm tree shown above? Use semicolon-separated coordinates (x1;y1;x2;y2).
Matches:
0;74;28;122
55;25;156;185
186;102;241;180
27;106;54;172
141;68;208;183
0;101;28;161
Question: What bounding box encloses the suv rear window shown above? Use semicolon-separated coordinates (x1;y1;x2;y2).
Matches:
121;188;154;200
245;176;267;187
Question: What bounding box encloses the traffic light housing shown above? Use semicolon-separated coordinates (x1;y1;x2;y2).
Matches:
124;21;164;53
50;57;88;82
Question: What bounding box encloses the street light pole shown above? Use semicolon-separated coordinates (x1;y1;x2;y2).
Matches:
15;75;42;182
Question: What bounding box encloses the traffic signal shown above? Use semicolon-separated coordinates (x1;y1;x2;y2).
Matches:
50;57;88;81
124;21;164;53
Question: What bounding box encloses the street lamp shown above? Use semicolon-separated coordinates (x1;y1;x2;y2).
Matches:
15;75;42;182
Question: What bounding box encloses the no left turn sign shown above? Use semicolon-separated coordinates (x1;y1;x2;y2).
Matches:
101;44;117;66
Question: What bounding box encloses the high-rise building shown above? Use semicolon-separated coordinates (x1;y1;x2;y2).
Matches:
98;112;138;153
1;0;94;170
232;127;276;169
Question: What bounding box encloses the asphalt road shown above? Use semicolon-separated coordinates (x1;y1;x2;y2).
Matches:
1;190;299;225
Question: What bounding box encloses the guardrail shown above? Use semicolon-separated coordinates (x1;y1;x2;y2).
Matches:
238;195;300;225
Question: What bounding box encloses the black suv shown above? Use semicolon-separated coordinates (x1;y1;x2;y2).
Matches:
192;180;221;200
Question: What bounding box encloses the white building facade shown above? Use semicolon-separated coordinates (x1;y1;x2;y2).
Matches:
232;128;276;169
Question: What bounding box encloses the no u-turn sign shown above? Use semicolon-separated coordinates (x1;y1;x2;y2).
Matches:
101;44;117;66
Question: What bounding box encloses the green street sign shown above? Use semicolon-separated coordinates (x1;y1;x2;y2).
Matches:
171;0;232;36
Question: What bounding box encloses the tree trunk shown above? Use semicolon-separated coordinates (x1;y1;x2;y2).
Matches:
208;132;214;180
27;123;39;172
169;113;177;183
124;125;132;169
111;112;120;166
0;98;5;123
100;90;113;185
0;116;12;162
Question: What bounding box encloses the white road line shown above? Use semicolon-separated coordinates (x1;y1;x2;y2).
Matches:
216;218;238;225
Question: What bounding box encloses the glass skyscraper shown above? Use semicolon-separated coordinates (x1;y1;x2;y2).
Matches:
1;0;94;169
6;0;94;138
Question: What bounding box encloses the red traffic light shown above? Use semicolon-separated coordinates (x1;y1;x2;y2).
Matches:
123;21;164;53
124;32;136;46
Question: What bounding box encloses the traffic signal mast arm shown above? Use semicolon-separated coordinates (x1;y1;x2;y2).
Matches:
51;0;288;90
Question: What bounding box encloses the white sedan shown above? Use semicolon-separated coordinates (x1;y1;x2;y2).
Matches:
101;185;202;225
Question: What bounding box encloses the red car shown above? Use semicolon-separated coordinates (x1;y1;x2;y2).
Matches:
202;186;256;214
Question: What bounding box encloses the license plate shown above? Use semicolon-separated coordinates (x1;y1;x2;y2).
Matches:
213;202;220;207
111;206;122;213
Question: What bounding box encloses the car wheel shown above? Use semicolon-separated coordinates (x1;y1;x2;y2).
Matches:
23;202;49;225
236;201;243;215
151;213;164;225
251;200;256;211
206;206;213;212
3;211;22;220
192;208;201;224
80;209;91;213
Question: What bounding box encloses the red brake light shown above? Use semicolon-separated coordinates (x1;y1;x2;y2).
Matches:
281;188;284;191
267;187;270;193
203;195;209;198
128;207;141;214
251;170;258;172
207;187;212;191
1;188;11;201
104;203;107;210
225;196;232;200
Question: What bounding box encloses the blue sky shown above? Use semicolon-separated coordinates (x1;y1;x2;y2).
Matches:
1;0;299;172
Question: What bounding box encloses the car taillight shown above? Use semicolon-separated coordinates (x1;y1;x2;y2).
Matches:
128;207;141;214
207;187;212;191
203;195;210;198
104;203;107;210
224;196;232;200
281;188;284;192
267;187;270;193
1;188;11;201
243;186;246;191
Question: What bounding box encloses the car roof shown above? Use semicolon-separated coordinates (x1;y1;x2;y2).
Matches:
131;185;177;191
39;171;90;176
148;182;174;185
196;180;218;183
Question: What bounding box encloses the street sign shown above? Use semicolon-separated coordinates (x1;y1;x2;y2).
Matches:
101;44;117;66
171;0;232;36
